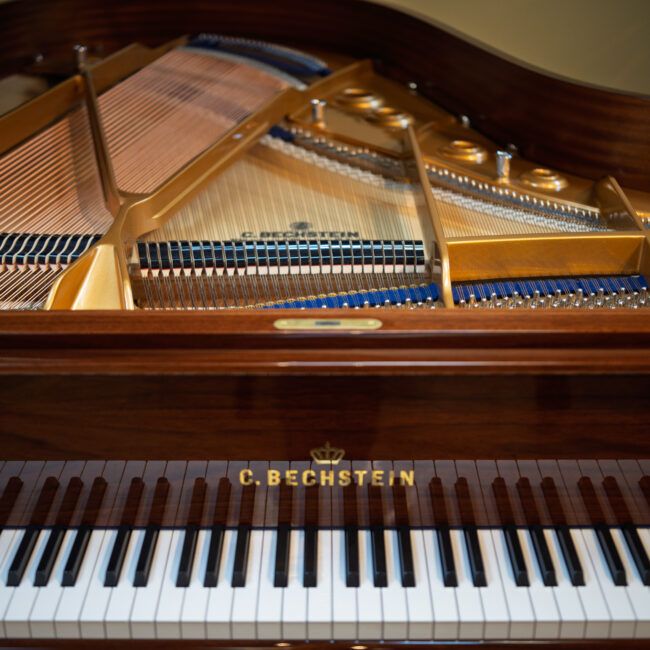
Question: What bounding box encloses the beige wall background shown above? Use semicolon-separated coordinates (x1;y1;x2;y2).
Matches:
372;0;650;96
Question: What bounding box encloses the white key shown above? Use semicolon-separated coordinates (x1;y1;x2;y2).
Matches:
180;529;210;639
476;529;509;639
307;529;332;640
281;529;307;640
231;529;264;639
404;529;434;640
520;529;560;639
356;530;382;640
421;529;458;639
0;529;20;638
450;528;484;639
55;529;107;638
80;528;123;638
104;528;146;639
544;528;586;639
30;529;75;637
490;529;535;639
331;529;357;639
611;528;650;638
256;529;282;639
4;529;50;638
155;529;185;639
569;528;610;638
381;530;407;640
130;529;174;638
579;528;635;638
205;528;236;639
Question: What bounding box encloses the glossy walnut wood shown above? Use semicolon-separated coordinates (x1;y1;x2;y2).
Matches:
1;0;649;189
0;311;649;461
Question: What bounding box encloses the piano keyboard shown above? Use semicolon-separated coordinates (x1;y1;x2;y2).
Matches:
0;460;648;641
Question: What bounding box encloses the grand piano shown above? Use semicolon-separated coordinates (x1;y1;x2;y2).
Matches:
0;0;649;646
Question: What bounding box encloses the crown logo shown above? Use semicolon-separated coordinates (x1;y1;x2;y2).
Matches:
310;441;345;465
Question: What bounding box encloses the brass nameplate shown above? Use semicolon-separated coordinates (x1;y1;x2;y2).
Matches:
273;318;382;331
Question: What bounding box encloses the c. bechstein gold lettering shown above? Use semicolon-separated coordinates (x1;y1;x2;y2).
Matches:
240;468;415;486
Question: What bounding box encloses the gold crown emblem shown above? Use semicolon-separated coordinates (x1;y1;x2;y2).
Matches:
310;441;345;465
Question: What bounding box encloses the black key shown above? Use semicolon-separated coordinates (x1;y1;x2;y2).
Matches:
529;525;557;587
274;479;293;588
134;527;159;587
176;478;207;588
622;526;650;585
516;477;556;586
463;527;486;587
134;477;170;587
7;526;39;586
429;478;457;587
274;525;290;588
455;478;486;587
640;476;650;509
578;477;626;586
392;483;415;588
232;525;251;587
62;525;91;587
503;526;528;587
303;483;318;588
232;482;256;588
436;526;457;587
0;477;23;529
176;525;199;588
344;527;359;587
492;477;528;586
541;477;584;587
34;526;65;586
370;527;387;588
595;526;626;586
368;485;386;588
556;526;584;586
397;527;415;588
204;525;225;588
63;476;107;587
105;526;132;587
343;484;359;587
303;526;318;588
104;477;144;587
204;477;231;588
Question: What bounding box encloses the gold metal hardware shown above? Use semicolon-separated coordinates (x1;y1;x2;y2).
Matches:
273;318;383;330
519;167;568;191
439;139;488;165
369;106;413;129
404;125;454;308
335;87;384;113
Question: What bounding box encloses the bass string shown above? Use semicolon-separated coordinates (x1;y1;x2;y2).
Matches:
0;106;112;235
99;49;288;194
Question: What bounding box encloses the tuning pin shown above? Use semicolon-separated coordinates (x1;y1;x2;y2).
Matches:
495;150;512;182
74;44;88;72
310;98;327;126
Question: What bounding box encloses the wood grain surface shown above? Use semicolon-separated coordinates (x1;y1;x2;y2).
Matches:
0;0;649;188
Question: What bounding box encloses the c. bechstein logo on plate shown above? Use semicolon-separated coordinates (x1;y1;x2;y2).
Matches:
239;442;415;487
